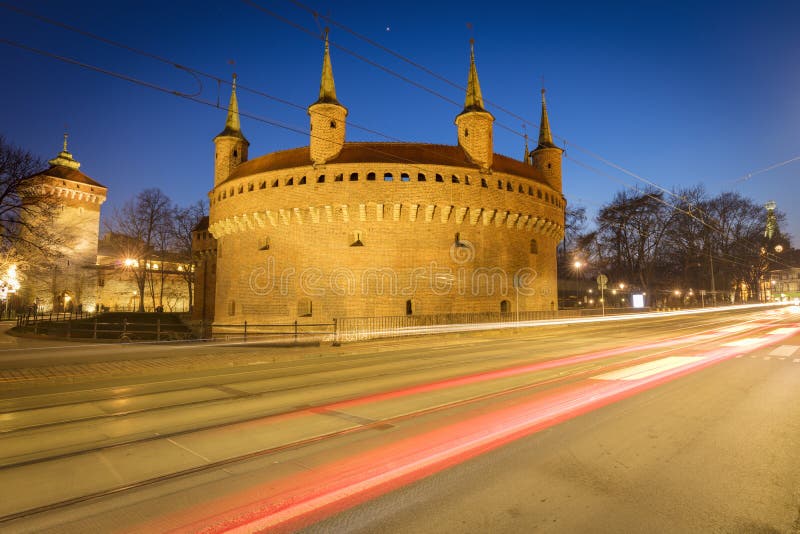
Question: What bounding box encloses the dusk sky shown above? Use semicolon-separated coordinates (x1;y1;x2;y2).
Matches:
2;0;799;238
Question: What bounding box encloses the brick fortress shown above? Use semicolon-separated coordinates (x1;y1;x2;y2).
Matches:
201;37;566;328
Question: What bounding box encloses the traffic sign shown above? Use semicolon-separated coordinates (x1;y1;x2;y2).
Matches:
597;274;608;290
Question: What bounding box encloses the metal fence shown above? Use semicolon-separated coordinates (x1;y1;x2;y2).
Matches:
210;321;336;344
13;317;193;342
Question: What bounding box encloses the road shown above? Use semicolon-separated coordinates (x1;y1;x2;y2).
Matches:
0;305;799;533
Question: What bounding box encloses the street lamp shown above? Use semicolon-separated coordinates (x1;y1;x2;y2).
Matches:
573;260;584;307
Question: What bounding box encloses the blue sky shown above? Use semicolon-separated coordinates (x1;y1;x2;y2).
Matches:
1;0;798;238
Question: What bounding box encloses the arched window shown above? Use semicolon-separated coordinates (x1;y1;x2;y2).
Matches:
330;120;337;128
317;175;326;183
452;175;460;183
401;173;410;182
298;176;307;185
497;180;503;189
500;300;510;314
530;239;538;254
350;173;359;181
481;178;488;188
417;173;426;181
384;173;393;181
367;172;376;181
436;174;444;183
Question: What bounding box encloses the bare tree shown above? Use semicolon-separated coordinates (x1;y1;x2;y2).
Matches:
171;201;206;313
105;188;172;312
0;136;62;256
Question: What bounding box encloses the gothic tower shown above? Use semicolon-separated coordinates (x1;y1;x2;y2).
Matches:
21;134;107;311
531;88;563;192
455;40;494;172
308;30;348;165
214;74;249;187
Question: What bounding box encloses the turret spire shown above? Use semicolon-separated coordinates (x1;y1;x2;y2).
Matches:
524;133;530;164
217;74;246;140
463;39;485;112
48;131;80;169
537;88;557;149
316;28;339;105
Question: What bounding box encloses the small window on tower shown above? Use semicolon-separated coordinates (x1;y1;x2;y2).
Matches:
406;299;413;316
401;173;410;182
506;182;513;192
298;298;313;317
350;173;359;181
498;180;503;190
528;186;533;195
436;174;444;183
248;183;254;192
547;163;552;169
318;175;326;183
260;181;266;189
238;185;244;194
384;173;393;182
464;128;469;137
330;120;337;128
452;175;460;184
367;172;376;181
299;176;307;185
464;175;471;185
518;185;524;193
272;179;279;188
351;231;364;247
286;177;294;186
335;174;343;182
481;178;488;188
233;149;238;158
418;173;426;181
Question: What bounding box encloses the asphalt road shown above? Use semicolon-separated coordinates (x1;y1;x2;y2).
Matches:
1;305;798;533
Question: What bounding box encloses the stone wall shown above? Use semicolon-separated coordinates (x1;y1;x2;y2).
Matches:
209;160;564;325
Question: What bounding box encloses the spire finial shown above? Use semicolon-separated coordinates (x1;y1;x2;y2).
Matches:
463;39;485;112
215;72;246;140
62;132;68;152
537;85;556;149
315;27;339;105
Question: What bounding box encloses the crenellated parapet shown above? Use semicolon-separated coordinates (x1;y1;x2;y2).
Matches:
210;203;563;241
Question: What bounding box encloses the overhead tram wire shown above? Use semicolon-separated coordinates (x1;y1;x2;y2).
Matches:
0;3;519;176
4;3;786;268
274;0;800;256
565;153;797;271
732;155;800;184
0;38;543;197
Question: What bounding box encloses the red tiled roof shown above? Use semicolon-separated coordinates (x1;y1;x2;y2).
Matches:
31;164;107;189
226;142;541;183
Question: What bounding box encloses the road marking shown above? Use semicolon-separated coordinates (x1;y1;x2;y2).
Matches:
593;356;704;381
166;438;212;463
769;345;799;357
